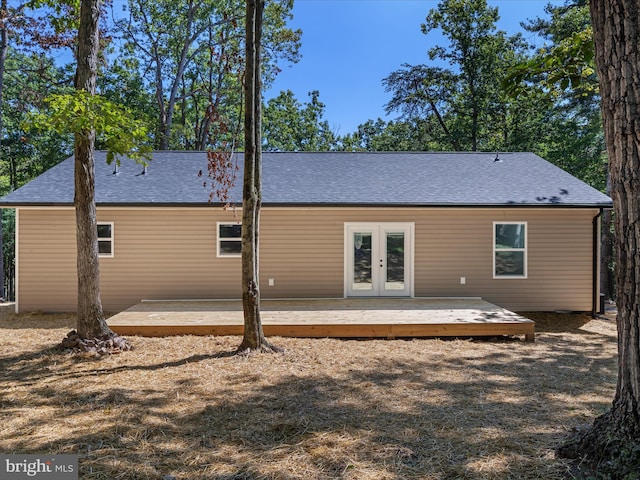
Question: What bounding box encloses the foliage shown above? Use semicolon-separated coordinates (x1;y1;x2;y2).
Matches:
504;28;595;96
111;0;301;150
26;90;152;165
376;0;607;194
263;90;337;151
340;118;430;152
501;2;605;191
97;58;157;126
1;0;92;56
384;0;532;152
0;0;81;302
24;0;81;37
503;2;597;99
0;49;73;192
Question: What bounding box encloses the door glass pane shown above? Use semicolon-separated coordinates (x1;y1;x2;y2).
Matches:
385;232;405;290
353;232;372;290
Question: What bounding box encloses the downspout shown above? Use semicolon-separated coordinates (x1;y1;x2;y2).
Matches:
14;208;19;314
592;209;604;318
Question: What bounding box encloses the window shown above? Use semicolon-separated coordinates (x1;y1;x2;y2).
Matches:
494;222;526;278
97;222;114;258
217;222;242;257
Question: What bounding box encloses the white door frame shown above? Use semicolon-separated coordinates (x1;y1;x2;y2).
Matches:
344;222;414;297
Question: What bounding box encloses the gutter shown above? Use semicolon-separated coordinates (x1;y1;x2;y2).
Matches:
0;202;614;209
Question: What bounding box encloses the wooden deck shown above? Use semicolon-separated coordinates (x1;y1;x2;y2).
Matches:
107;297;535;341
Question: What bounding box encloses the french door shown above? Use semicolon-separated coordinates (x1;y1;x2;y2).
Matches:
345;223;414;297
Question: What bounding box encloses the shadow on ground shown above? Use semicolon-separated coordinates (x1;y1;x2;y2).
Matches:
0;311;618;480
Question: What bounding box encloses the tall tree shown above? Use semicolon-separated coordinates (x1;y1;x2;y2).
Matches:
73;0;112;339
28;94;151;348
0;0;12;166
0;0;78;301
384;0;526;152
238;0;279;353
559;1;640;476
0;0;11;301
24;0;150;350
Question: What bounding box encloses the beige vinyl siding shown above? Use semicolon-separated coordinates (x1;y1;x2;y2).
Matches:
15;206;598;313
17;209;77;312
18;208;243;312
260;209;344;298
411;209;595;311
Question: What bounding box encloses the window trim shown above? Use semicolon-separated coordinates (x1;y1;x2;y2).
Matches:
97;222;114;258
493;221;527;279
217;222;242;258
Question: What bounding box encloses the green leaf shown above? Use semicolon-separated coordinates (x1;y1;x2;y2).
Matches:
25;91;152;164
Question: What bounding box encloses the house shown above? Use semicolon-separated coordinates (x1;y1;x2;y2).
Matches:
0;151;612;314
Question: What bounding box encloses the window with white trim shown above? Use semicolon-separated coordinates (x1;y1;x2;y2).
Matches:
217;222;242;257
493;222;526;278
97;222;114;258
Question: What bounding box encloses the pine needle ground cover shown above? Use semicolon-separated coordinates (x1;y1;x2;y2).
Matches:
0;306;616;479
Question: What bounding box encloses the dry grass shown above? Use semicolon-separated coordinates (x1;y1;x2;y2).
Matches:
0;304;618;479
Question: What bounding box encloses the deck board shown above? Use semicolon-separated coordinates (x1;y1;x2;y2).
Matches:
107;297;535;341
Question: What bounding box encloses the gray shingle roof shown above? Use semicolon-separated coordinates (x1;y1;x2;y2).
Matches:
0;151;612;207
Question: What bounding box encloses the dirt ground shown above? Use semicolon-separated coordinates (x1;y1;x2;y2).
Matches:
0;305;618;479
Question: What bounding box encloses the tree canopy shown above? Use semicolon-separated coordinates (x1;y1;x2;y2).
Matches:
263;90;336;151
112;0;301;150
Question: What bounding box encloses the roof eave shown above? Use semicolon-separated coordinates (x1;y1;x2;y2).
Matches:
0;201;613;209
262;201;614;209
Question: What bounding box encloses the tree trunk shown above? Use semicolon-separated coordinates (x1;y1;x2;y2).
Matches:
73;0;113;339
0;0;8;300
428;101;461;151
149;0;203;150
559;1;640;475
237;0;279;354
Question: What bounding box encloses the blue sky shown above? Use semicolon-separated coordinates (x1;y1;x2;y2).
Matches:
266;0;566;135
